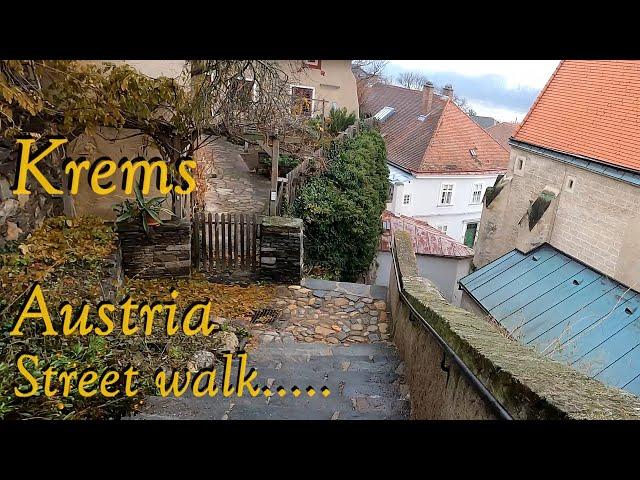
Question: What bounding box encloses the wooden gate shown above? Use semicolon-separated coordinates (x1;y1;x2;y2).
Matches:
192;212;260;272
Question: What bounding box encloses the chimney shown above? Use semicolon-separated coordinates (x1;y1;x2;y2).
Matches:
422;82;434;113
443;84;454;100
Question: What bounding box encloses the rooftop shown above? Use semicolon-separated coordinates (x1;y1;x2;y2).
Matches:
459;243;640;397
380;211;474;258
514;60;640;173
485;122;519;150
362;83;509;175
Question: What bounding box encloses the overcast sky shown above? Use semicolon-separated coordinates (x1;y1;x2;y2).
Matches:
385;60;560;122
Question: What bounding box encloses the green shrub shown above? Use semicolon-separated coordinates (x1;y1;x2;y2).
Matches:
327;107;357;135
293;128;389;282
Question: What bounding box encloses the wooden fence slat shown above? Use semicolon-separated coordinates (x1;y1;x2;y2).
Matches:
193;211;260;273
201;212;207;269
207;212;213;271
252;213;257;270
214;213;219;268
221;213;226;268
240;214;245;267
228;213;234;266
193;212;200;269
233;214;240;267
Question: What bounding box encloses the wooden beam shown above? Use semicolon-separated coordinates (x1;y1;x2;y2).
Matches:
270;135;280;216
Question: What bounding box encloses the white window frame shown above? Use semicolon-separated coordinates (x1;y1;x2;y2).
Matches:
470;183;484;205
402;193;411;205
304;60;321;68
439;183;455;206
436;224;448;235
290;84;316;116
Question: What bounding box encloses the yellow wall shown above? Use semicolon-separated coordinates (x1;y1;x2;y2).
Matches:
278;60;359;117
69;61;189;220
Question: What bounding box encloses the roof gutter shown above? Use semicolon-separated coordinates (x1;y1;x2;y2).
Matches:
510;139;640;185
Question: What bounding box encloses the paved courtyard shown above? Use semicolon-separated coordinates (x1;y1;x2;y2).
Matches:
199;137;271;214
130;280;409;420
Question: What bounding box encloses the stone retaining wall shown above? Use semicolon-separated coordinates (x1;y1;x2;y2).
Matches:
269;278;390;345
390;230;640;420
259;216;303;284
117;220;191;279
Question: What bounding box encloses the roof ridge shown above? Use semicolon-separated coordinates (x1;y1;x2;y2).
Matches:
375;82;422;94
449;99;510;153
513;60;564;139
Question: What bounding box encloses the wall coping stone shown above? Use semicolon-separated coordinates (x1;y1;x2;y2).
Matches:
261;216;303;229
301;277;388;300
116;219;191;234
393;229;640;420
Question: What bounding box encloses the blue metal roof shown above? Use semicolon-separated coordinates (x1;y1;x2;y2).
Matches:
459;244;640;396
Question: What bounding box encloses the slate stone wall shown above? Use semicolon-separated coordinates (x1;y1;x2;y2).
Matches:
259;216;303;284
117;220;191;279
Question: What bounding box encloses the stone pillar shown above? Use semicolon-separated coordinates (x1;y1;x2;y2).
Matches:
117;219;191;279
259;216;303;284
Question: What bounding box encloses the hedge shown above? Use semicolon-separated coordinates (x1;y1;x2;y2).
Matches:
293;127;389;282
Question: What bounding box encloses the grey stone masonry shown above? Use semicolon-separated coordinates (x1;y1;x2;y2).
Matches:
265;279;391;345
259;216;303;284
117;219;191;279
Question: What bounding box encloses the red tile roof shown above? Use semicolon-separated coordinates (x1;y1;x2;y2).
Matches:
485;122;519;150
379;211;474;258
362;83;509;174
513;60;640;173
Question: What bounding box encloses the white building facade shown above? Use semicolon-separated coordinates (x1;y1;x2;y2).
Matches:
363;81;509;249
387;165;501;246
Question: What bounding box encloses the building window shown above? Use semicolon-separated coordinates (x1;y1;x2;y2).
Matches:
387;183;394;202
403;194;411;205
304;60;321;69
230;77;256;106
374;106;395;122
514;155;526;176
464;222;479;248
290;85;314;116
436;224;448;235
439;183;454;205
565;175;576;193
470;183;483;204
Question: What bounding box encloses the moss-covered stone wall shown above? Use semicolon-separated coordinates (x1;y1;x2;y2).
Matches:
390;230;640;420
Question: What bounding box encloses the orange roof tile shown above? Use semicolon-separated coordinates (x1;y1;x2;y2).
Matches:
379;211;474;258
362;83;509;174
514;60;640;173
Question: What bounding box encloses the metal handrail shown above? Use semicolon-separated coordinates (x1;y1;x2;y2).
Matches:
390;235;513;420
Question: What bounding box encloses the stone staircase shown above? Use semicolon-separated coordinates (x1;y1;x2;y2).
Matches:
129;340;409;420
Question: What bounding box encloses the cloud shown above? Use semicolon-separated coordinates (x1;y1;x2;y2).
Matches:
384;61;559;122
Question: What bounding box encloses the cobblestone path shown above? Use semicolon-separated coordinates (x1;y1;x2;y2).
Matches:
199;137;270;214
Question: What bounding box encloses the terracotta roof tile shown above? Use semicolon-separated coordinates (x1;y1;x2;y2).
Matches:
379;211;474;258
514;60;640;173
485;122;519;150
362;83;509;174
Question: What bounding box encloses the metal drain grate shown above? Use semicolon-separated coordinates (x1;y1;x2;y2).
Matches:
251;308;282;324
